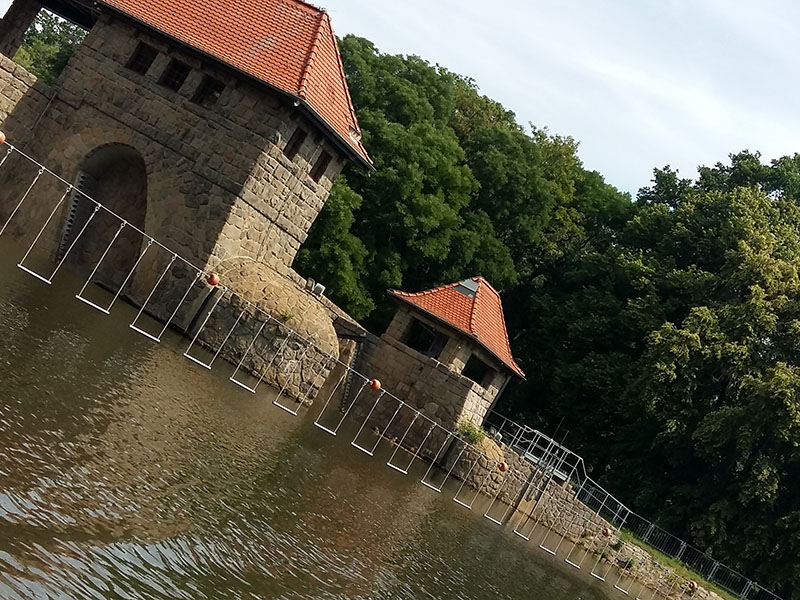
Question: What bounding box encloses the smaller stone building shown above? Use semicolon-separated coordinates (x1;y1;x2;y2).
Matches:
358;277;524;437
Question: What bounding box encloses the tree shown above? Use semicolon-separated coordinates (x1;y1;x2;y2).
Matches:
297;36;627;334
14;11;86;84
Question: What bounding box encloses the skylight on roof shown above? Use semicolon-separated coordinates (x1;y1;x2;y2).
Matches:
454;278;478;298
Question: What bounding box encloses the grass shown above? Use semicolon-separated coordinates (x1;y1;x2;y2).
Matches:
617;530;739;600
457;420;486;444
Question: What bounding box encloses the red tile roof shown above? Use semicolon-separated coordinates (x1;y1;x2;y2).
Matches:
390;277;525;378
101;0;371;166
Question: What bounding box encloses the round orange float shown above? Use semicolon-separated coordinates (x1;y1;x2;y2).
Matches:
206;272;220;286
0;130;6;145
602;527;613;537
369;378;381;391
498;461;509;472
688;581;698;592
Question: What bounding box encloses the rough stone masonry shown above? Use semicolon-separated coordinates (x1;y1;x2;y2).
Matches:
0;4;359;396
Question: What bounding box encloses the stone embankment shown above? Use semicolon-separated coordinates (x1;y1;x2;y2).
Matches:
441;437;726;600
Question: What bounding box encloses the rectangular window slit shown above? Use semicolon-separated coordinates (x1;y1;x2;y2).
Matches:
283;128;307;160
126;42;158;75
403;318;448;359
310;150;332;182
191;75;225;108
158;58;191;92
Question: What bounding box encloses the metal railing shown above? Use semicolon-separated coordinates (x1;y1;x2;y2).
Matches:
483;412;783;600
0;137;785;600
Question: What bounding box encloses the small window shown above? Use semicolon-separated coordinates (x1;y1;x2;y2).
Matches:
158;58;191;91
455;278;479;298
126;42;158;75
310;150;332;182
403;318;448;359
283;128;307;160
191;75;225;108
462;355;495;388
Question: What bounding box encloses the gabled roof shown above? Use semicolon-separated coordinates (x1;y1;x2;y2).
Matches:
101;0;371;167
390;277;525;378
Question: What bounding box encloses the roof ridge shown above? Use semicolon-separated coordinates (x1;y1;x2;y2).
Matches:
391;280;458;298
476;278;521;373
476;275;500;297
283;0;325;15
468;277;481;336
492;285;520;373
297;8;326;98
326;11;362;140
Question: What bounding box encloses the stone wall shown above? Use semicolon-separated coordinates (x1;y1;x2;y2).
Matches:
187;259;340;406
0;0;41;58
385;306;509;413
0;13;347;324
0;10;360;399
356;322;503;431
344;331;502;458
442;438;728;600
0;53;50;136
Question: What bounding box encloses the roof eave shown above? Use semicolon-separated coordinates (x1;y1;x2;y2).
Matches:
295;99;374;171
388;290;525;379
97;2;373;171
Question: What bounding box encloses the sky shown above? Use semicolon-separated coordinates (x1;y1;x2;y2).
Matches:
5;0;800;194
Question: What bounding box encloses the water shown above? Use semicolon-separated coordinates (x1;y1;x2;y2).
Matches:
0;238;613;600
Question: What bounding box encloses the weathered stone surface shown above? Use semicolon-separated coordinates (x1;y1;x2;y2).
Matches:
440;439;728;600
0;13;346;292
206;257;338;356
0;13;356;403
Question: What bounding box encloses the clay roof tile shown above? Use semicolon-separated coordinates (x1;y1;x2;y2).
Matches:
390;277;525;378
101;0;371;166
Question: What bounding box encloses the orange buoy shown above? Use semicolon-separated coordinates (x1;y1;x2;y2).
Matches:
0;130;6;145
498;461;509;472
688;581;698;591
206;272;220;286
369;378;381;391
602;527;613;537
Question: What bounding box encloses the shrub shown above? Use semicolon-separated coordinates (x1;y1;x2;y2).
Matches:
458;420;486;444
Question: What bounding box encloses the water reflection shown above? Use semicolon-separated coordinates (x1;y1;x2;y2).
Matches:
0;238;611;599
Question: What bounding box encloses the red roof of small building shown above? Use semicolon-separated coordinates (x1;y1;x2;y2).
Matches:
390;277;525;378
101;0;371;166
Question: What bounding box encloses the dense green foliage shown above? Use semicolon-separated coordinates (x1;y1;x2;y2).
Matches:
516;163;800;596
14;11;85;84
296;36;628;329
298;37;800;597
19;23;800;597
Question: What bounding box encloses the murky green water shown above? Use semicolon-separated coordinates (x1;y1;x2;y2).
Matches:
0;238;613;600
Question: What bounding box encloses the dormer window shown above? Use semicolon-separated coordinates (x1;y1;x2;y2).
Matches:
454;278;479;299
192;75;225;108
126;42;158;75
310;150;332;182
159;59;191;91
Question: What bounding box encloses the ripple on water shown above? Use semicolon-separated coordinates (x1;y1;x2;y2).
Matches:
0;241;611;600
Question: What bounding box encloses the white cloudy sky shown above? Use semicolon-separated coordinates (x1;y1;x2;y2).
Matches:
320;0;800;194
5;0;800;194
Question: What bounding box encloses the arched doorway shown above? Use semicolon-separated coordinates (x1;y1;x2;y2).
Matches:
58;144;147;291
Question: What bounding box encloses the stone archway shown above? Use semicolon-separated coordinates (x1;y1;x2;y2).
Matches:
58;143;147;291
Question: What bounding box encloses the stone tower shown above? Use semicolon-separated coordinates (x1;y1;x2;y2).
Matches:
359;277;525;433
0;0;371;311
